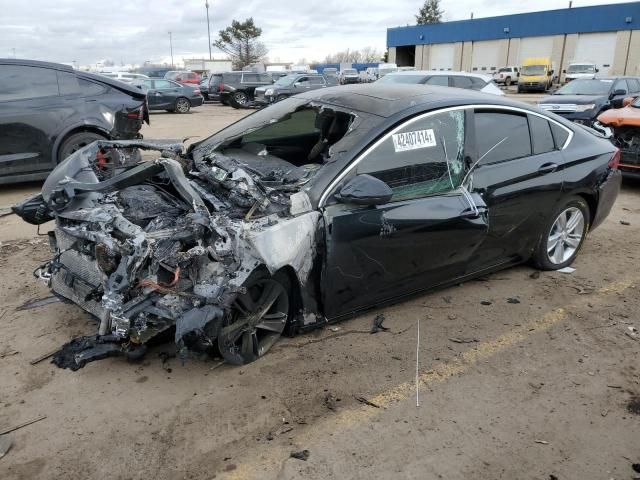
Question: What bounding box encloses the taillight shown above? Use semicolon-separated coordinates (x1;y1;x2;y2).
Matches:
608;148;621;169
218;82;224;92
126;107;143;119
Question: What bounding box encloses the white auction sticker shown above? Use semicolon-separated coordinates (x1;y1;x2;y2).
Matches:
392;129;436;152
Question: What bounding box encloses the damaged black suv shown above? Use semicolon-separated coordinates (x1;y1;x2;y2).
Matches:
13;84;621;369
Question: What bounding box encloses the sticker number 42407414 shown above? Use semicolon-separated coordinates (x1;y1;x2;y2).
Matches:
392;129;437;152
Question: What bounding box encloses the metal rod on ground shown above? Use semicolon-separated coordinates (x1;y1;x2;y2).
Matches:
0;415;47;435
416;318;420;407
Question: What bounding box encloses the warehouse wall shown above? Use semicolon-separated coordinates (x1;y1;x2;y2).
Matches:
393;29;639;77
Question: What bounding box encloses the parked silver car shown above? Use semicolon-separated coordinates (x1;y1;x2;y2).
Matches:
376;70;504;96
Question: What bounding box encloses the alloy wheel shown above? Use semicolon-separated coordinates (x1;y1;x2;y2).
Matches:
176;98;190;113
218;278;289;365
547;207;585;265
233;92;248;105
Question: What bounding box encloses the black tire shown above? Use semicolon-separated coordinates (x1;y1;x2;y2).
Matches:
217;270;291;365
58;131;106;162
517;86;523;93
174;97;191;114
276;94;288;102
505;77;512;86
532;196;590;271
232;91;249;105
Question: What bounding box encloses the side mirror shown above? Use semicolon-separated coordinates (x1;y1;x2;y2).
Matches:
335;174;393;206
595;68;600;73
611;89;627;99
562;69;566;74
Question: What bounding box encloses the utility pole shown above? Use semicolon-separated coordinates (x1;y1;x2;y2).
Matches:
205;1;212;60
168;31;174;68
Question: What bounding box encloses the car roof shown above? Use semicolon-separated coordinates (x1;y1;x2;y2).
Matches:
0;58;74;72
294;83;523;117
387;70;494;81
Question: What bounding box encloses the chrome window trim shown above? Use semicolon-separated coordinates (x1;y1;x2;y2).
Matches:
319;104;574;208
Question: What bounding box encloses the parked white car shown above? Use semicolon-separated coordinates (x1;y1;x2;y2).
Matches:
493;66;519;86
376;70;504;96
564;62;598;83
100;72;149;84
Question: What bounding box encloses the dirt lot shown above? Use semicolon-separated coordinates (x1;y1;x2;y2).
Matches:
1;101;639;480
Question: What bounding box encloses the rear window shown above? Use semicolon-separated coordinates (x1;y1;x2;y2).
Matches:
242;73;259;82
529;115;555;155
550;122;570;148
57;72;80;96
79;79;106;96
224;73;241;83
451;76;473;89
0;65;59;101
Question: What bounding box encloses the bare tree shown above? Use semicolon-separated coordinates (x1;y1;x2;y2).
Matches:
213;18;268;69
324;47;383;64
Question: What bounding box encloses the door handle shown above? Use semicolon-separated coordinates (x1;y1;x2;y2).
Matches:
538;163;558;174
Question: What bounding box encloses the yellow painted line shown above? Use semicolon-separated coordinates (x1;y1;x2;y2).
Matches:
225;277;636;479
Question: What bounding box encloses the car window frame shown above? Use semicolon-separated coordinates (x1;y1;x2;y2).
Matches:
473;109;533;165
319;105;574;208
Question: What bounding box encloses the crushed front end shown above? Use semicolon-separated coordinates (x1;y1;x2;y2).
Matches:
16;139;322;369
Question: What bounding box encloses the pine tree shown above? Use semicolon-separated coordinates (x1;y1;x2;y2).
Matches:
415;0;443;25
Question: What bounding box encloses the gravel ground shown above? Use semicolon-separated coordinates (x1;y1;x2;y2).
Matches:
1;100;638;480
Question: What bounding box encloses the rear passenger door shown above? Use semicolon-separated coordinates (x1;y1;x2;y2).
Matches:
0;64;66;178
467;109;568;271
450;75;473;90
308;76;327;91
151;80;180;109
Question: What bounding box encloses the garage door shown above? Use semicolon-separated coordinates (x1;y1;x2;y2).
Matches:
430;43;455;71
471;40;503;74
573;32;617;76
517;36;554;65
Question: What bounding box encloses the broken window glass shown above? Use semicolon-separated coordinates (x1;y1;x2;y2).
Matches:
356;109;466;201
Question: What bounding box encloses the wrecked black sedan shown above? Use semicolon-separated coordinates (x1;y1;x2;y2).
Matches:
13;84;621;369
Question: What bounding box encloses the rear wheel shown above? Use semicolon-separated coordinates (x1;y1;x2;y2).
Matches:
58;131;106;161
217;271;290;365
532;197;590;270
174;97;191;114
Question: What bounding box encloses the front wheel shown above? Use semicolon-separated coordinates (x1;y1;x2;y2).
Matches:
276;94;288;102
217;271;290;365
505;77;512;86
532;197;590;270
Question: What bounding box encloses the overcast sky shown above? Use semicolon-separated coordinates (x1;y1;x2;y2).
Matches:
0;0;634;66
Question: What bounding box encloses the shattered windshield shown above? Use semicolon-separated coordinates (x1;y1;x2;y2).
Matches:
555;79;612;95
521;65;546;75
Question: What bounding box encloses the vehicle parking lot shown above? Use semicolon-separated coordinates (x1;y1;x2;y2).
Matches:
1;97;640;480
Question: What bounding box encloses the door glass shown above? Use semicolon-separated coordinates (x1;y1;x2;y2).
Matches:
258;74;272;83
451;76;473;89
550;122;569;148
154;80;173;89
529;115;555;154
0;65;59;101
242;73;259;83
426;76;448;86
356;110;466;201
309;76;325;85
475;112;531;164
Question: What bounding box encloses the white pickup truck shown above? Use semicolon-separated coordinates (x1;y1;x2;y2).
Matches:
493;66;519;86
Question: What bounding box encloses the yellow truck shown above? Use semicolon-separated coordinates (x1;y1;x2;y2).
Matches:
517;57;556;93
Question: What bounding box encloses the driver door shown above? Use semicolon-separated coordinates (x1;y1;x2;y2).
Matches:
321;108;490;319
